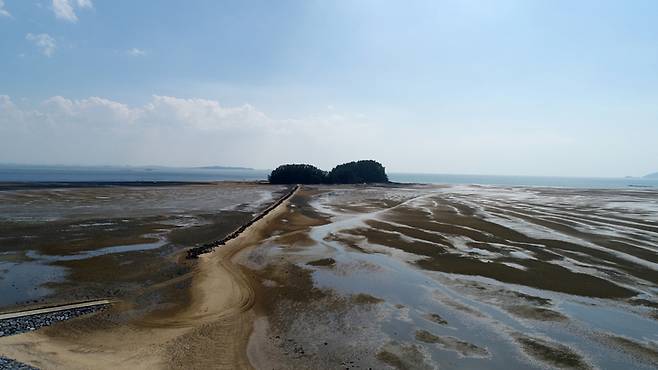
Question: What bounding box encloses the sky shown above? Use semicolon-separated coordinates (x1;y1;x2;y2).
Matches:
1;0;657;177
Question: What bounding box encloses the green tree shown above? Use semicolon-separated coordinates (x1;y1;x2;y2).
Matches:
328;160;388;184
268;164;328;184
268;160;389;184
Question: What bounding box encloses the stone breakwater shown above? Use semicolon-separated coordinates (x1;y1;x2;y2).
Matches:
0;356;38;370
0;304;108;369
186;185;299;259
0;305;108;338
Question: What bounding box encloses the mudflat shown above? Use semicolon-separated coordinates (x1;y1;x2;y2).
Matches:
1;183;658;369
0;182;287;310
0;182;292;369
243;185;658;369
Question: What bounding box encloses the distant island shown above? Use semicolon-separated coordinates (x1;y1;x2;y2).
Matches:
196;165;254;170
645;172;658;179
269;160;389;184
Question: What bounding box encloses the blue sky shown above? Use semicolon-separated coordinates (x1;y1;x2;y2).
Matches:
1;0;657;176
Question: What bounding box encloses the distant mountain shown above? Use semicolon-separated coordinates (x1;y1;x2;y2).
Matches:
196;165;254;170
644;172;658;179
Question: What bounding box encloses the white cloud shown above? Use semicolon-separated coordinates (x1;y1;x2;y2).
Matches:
1;94;654;176
0;95;376;168
26;33;57;57
52;0;92;22
76;0;93;9
41;96;138;127
127;48;147;57
52;0;76;21
0;0;10;17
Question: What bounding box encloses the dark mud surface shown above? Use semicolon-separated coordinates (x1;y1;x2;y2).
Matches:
244;185;658;369
514;334;591;369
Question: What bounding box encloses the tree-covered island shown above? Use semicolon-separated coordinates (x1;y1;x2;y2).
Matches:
269;160;389;184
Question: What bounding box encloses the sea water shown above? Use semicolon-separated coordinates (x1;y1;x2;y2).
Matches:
0;165;656;189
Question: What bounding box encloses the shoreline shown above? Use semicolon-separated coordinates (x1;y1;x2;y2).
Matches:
0;180;272;191
1;178;655;195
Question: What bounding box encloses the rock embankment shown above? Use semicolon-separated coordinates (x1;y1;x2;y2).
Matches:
186;185;299;259
0;304;108;369
0;356;39;369
0;305;107;338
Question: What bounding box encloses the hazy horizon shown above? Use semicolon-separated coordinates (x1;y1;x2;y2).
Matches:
1;161;656;179
2;1;657;177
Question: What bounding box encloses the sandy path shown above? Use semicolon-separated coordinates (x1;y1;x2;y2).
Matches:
0;187;298;370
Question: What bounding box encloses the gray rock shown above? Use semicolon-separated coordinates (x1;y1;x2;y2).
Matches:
0;305;107;338
0;356;39;369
